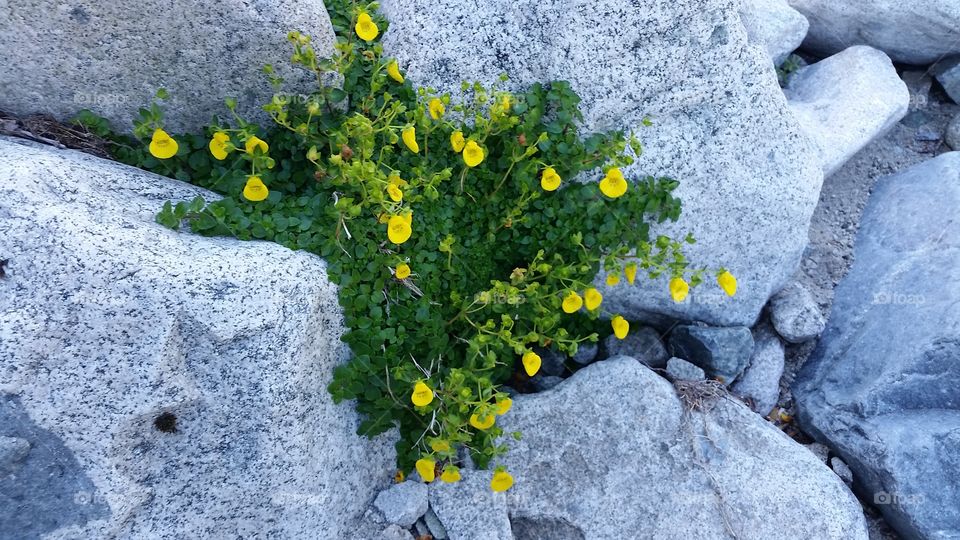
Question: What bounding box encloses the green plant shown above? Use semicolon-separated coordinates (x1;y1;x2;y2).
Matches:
90;1;737;490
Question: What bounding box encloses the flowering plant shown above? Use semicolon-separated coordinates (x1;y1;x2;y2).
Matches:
96;1;737;490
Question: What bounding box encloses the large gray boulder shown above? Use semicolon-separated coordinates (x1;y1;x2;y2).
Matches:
785;46;910;177
739;0;809;65
786;0;960;65
0;1;335;132
429;358;868;539
794;153;960;540
0;138;395;538
380;0;823;328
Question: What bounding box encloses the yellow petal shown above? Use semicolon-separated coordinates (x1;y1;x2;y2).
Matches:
718;271;737;297
245;135;268;155
149;128;178;159
625;263;638;285
428;98;445;120
606;273;621;286
415;458;436;483
387;183;403;202
450;131;466;153
242;176;269;202
495;397;513;415
209;132;230;160
599;168;628;198
611;315;630;340
395;263;411;280
463;140;484;167
562;292;583;314
490;470;514;492
440;466;461;483
387;215;412;244
584;288;603;311
411;381;434;407
402;126;420;153
521;351;541;377
540;167;561;191
470;412;496;431
429;440;451;453
669;277;689;303
386;59;404;83
355;13;379;42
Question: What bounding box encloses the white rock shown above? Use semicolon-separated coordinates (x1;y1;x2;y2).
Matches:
495;358;868;539
947;114;960;151
731;324;785;415
0;1;335;132
786;0;960;65
739;0;810;65
768;282;826;343
0;138;395;538
373;482;429;527
380;0;824;328
786;46;910;177
429;471;512;540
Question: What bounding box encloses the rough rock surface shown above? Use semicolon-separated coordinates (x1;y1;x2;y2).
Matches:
794;152;960;540
0;1;335;132
380;0;823;328
373;482;428;527
0;138;395;538
739;0;809;65
730;324;784;415
665;357;706;381
786;46;910;177
786;0;960;65
603;326;669;369
487;358;869;539
429;471;512;540
948;114;960;150
933;56;960;105
768;282;826;343
668;326;755;383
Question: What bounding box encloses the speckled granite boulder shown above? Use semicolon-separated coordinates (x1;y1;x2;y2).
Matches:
739;0;809;65
483;358;868;539
0;138;395;538
794;153;960;540
0;1;335;132
380;0;823;328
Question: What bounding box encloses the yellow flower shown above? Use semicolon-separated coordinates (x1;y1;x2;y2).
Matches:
242;176;269;202
355;12;379;42
540;167;561;191
402;126;420;153
470;412;496;431
149;128;178;159
395;263;411;280
394;470;405;483
521;351;541;377
245;135;269;155
428;98;445;120
387;215;412;244
599;167;628;198
403;211;413;225
670;277;689;303
416;457;436;483
490;470;514;492
450;131;466;153
387;183;403;202
430;440;451;453
208;132;230;160
462;140;484;167
717;270;737;297
386;59;404;83
411;381;434;407
562;292;583;314
440;466;461;483
496;397;513;415
611;315;629;339
625;263;638;285
584;288;603;311
388;173;406;187
606;273;621;286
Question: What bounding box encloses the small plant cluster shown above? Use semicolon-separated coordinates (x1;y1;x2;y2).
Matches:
86;1;737;491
